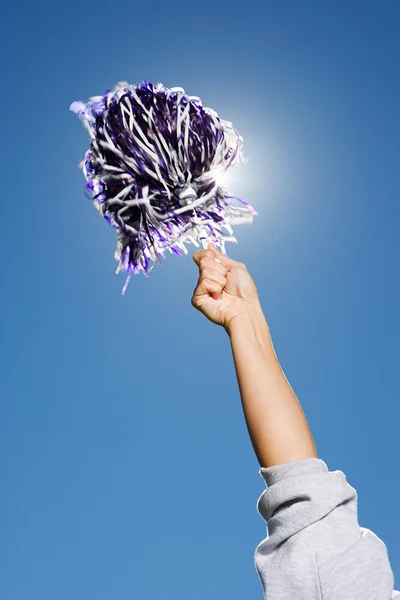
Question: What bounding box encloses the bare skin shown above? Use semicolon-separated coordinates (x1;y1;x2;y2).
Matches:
192;243;318;468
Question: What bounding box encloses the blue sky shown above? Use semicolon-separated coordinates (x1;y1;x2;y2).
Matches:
1;1;399;598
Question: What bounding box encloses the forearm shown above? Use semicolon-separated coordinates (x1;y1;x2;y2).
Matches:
226;303;318;468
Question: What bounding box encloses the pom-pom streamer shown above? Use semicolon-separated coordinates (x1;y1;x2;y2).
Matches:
70;81;257;293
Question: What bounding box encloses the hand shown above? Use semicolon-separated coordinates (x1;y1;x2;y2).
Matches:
191;243;261;330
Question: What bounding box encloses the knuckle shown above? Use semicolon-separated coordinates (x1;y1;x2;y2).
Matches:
200;255;214;267
205;278;220;290
200;256;226;274
201;267;213;280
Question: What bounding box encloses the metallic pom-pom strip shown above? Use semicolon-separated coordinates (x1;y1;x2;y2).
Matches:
70;81;257;293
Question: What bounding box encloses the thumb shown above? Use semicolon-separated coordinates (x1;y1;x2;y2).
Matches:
207;243;241;269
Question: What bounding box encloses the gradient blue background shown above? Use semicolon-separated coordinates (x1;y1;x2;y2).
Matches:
1;1;399;598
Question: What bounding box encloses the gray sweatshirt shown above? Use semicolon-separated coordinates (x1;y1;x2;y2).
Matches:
255;457;399;599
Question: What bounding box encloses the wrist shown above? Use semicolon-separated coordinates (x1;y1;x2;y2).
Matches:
225;300;268;337
225;300;280;378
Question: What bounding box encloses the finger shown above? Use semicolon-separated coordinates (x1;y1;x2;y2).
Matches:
200;266;227;288
207;244;224;265
198;256;227;277
207;242;220;259
192;248;221;266
207;243;244;269
195;277;223;301
193;245;245;271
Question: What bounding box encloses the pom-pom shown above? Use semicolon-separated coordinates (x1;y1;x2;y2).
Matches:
70;81;257;293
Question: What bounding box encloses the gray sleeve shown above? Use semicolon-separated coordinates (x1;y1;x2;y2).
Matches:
254;457;397;600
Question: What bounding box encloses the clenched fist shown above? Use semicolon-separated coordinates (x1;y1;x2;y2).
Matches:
191;243;261;330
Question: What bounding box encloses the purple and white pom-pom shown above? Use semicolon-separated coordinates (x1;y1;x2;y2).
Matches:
70;81;257;293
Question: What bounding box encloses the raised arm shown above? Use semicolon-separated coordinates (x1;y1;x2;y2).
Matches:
226;304;317;468
191;244;317;468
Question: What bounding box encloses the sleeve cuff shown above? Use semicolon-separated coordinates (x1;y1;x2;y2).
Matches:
259;457;329;487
